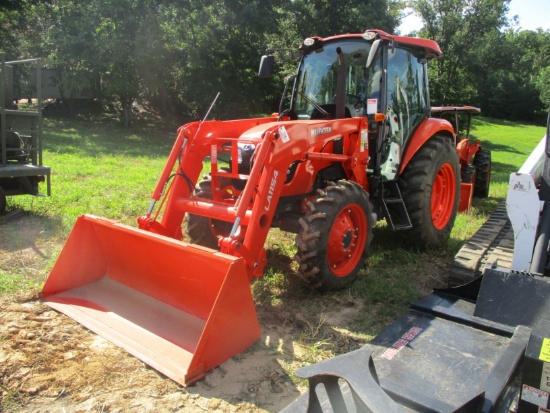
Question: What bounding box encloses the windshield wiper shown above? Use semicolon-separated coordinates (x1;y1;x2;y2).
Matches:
300;92;329;117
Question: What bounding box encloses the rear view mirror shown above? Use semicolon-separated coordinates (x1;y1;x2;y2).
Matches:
366;39;381;69
258;55;275;78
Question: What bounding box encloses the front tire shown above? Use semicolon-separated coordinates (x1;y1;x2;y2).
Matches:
399;135;460;248
295;180;374;291
186;177;233;249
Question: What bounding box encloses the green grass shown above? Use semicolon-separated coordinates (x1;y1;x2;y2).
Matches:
1;116;181;293
7;117;178;229
0;272;39;292
471;116;545;200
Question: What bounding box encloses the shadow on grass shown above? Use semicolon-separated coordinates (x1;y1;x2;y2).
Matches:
490;161;521;185
0;210;63;254
43;116;179;159
475;116;539;128
476;141;524;155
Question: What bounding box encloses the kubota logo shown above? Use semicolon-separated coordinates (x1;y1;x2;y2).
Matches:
265;170;279;212
311;126;332;137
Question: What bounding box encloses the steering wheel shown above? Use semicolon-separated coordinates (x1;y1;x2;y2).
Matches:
345;94;362;105
277;108;298;121
345;94;364;114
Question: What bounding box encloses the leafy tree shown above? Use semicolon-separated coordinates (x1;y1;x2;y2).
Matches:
412;0;510;106
287;0;401;38
477;28;550;122
48;0;161;123
92;0;146;125
44;1;101;115
537;66;550;107
0;0;56;60
2;0;403;123
409;0;550;123
0;3;23;59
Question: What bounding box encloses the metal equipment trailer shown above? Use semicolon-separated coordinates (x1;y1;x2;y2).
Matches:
0;56;50;215
282;109;550;413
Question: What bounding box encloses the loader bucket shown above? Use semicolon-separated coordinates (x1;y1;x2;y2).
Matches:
42;214;261;386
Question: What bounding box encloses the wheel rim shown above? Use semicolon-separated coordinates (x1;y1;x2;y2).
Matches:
327;204;367;277
431;162;456;230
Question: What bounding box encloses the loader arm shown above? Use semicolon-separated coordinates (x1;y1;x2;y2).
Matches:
140;116;369;279
138;117;279;238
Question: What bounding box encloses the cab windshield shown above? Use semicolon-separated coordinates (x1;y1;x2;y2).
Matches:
293;39;379;119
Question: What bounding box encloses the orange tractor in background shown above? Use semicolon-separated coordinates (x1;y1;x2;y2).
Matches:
42;30;490;385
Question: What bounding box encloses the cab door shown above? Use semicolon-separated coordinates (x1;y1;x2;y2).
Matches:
381;45;430;180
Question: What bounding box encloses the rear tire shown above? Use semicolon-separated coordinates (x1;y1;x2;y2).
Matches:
295;180;374;291
473;149;491;198
186;177;233;250
461;164;475;184
399;135;460;248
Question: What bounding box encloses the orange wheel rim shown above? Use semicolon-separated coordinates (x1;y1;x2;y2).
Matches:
431;163;456;230
327;204;367;277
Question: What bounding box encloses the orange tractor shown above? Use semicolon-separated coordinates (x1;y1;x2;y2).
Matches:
42;30;490;385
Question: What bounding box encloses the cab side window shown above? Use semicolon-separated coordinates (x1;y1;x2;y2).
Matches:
386;47;428;146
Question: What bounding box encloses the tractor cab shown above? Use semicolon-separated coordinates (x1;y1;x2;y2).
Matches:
261;29;440;182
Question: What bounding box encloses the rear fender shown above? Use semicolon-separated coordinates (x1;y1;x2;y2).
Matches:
399;118;455;174
456;138;482;165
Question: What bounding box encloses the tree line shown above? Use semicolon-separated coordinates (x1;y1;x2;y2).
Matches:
1;0;548;125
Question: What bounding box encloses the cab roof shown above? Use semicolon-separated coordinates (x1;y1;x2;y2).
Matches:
319;29;443;60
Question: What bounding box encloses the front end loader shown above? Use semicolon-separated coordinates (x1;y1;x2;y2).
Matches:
42;30;489;385
43;115;372;385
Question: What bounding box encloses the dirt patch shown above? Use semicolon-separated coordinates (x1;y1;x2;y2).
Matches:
0;290;374;412
0;295;279;412
0;216;331;411
0;212;62;286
